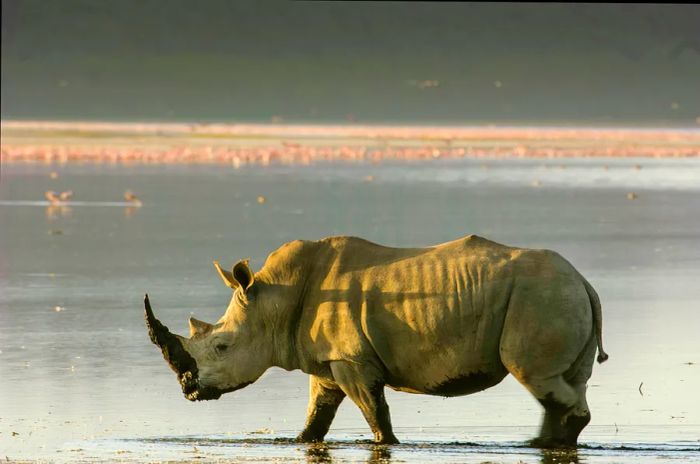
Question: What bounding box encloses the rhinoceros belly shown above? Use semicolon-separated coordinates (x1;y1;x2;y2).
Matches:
388;369;508;397
362;283;511;397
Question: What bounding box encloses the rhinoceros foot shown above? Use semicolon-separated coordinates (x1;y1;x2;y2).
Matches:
373;434;399;445
295;432;325;443
527;436;577;449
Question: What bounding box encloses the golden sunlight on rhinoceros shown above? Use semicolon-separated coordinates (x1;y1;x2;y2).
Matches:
144;234;608;448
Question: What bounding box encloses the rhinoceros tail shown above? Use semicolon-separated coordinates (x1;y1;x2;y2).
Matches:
582;278;609;363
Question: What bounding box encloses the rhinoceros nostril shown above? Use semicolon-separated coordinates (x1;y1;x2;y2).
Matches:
179;371;199;395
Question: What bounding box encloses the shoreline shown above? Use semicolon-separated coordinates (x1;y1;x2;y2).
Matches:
2;120;699;165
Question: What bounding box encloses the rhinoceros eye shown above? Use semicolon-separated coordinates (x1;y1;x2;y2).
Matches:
215;343;229;354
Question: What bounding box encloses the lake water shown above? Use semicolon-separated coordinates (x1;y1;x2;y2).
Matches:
1;158;699;463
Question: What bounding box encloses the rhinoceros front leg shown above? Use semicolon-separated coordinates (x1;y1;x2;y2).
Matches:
296;375;346;443
330;361;399;445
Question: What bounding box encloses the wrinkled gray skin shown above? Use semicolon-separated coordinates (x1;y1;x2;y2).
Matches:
145;235;608;448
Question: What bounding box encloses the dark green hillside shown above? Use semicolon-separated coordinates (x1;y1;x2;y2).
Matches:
2;1;699;125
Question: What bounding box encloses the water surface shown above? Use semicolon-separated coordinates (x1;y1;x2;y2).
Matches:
1;158;699;462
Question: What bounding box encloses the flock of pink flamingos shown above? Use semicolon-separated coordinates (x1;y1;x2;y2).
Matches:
4;142;698;167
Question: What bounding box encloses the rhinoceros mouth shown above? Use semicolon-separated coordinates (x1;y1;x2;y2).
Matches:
185;380;253;402
184;385;221;401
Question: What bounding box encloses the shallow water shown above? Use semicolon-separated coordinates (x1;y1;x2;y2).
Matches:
1;158;699;463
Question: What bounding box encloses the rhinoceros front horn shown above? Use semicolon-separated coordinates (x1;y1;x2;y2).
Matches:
144;294;198;378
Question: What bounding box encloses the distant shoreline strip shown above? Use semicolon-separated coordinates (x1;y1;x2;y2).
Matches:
2;120;699;164
3;120;700;139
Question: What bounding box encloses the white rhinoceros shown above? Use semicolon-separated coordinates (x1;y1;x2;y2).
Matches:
145;234;608;448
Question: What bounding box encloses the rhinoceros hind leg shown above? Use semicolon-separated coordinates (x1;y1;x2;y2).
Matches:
296;375;346;443
523;376;590;448
330;361;399;445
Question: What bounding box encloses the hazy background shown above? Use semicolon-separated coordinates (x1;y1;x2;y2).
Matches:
2;1;700;126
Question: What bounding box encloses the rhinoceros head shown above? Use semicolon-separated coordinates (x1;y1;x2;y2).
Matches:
145;260;269;401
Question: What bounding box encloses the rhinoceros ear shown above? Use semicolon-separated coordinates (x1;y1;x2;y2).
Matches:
232;259;255;293
189;317;213;337
213;260;237;289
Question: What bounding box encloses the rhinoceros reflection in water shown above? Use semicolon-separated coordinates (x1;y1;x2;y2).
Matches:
144;234;608;448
